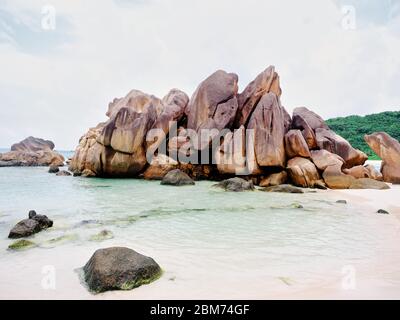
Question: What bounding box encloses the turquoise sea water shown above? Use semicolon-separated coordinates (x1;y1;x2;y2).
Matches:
0;166;399;299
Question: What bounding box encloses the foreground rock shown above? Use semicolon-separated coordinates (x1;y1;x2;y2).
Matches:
8;210;53;239
0;137;64;167
160;169;195;186
262;184;304;193
83;247;162;293
364;132;400;183
213;177;254;192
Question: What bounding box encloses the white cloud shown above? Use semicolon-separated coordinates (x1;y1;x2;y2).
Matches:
0;0;399;149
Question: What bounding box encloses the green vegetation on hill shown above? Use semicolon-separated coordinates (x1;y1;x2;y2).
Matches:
326;111;400;160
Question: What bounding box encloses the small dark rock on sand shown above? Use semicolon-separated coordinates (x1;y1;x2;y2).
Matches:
377;209;389;214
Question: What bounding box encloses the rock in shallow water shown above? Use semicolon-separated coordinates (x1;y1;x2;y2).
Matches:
8;239;37;251
48;165;60;173
56;170;72;176
213;177;254;192
8;211;53;239
160;169;194;186
82;247;162;293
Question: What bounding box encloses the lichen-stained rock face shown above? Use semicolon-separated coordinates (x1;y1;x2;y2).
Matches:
0;136;64;167
149;89;189;150
310;150;344;171
98;105;157;154
106;89;163;118
364;132;400;184
284;129;311;159
186;70;239;132
286;157;321;188
234;66;281;127
292;107;329;131
215;126;260;175
282;107;292;133
291;107;327;150
70;88;189;177
68;124;105;174
247;93;286;167
316;128;367;168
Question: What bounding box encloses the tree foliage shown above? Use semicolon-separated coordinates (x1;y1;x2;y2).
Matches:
326;111;400;159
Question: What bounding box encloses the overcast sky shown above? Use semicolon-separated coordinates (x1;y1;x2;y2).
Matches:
0;0;399;150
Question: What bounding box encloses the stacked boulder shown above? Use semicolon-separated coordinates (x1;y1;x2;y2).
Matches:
69;66;394;189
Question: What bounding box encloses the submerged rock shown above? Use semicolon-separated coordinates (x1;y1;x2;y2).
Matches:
261;184;304;193
8;239;36;251
8;211;53;239
82;247;162;293
89;230;114;241
213;177;254;192
56;170;72;176
161;169;195;186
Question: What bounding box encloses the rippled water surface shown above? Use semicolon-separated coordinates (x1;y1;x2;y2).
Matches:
0;166;399;299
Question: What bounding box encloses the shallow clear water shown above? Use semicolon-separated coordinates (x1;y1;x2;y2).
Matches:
0;166;399;299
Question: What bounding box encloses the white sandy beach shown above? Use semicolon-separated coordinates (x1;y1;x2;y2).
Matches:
0;168;399;300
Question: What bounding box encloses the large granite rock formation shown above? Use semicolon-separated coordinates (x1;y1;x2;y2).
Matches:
364;132;400;184
69;66;390;190
234;66;281;127
0;137;64;167
186;70;238;133
247;93;287;168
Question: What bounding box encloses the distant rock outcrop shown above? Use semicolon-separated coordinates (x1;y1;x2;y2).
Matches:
0;137;64;167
